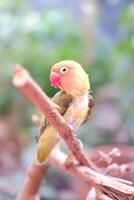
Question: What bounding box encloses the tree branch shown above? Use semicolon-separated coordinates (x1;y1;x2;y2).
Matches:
12;65;97;170
12;65;134;200
48;148;134;199
16;160;49;200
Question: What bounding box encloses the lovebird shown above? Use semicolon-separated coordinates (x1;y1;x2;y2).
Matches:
37;60;93;163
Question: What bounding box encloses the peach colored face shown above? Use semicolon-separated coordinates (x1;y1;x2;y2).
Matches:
50;63;72;87
50;60;90;95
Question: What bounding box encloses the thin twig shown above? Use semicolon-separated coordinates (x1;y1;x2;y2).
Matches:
96;148;121;166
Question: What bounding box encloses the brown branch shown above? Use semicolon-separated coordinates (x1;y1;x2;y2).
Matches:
12;65;97;170
48;149;134;200
16;148;134;200
96;148;121;166
16;160;49;200
95;148;134;179
105;162;134;181
85;187;97;200
99;194;113;200
12;65;134;200
85;188;114;200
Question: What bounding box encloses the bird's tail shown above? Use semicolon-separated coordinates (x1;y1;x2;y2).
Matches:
37;126;60;163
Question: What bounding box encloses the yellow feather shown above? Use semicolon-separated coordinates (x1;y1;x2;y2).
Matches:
37;126;60;163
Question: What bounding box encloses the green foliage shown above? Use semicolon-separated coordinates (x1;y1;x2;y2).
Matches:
0;1;82;114
0;0;134;144
0;91;12;114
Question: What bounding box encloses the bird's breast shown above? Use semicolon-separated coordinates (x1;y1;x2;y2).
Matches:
64;93;89;130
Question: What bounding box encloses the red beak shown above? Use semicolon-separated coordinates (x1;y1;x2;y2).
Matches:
50;71;60;87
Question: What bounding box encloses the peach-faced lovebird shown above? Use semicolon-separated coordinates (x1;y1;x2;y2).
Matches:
37;60;92;163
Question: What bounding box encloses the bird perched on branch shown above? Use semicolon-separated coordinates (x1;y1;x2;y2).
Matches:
37;60;93;163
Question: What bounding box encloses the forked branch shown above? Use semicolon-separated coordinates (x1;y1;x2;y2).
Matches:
12;65;134;200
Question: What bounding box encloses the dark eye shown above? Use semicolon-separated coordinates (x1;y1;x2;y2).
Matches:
60;67;68;74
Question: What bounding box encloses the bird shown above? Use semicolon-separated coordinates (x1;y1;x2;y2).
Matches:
36;60;93;163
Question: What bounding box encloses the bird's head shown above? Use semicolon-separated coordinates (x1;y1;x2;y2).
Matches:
50;60;90;96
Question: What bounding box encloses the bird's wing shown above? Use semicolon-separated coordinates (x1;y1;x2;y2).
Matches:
38;91;73;139
82;95;94;124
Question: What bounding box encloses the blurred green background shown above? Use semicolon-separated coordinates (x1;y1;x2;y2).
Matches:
0;0;134;199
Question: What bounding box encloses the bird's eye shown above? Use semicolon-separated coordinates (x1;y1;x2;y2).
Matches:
60;67;68;74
